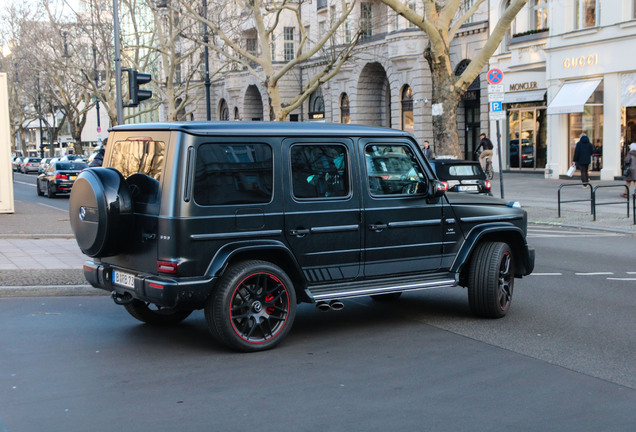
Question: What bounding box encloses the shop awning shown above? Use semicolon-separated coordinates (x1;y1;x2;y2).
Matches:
547;79;601;115
504;90;546;104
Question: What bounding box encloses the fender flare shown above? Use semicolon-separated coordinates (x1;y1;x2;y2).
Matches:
451;223;534;277
205;239;305;285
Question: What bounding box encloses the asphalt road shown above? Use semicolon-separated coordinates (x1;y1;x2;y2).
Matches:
1;225;635;431
12;171;71;212
2;172;635;431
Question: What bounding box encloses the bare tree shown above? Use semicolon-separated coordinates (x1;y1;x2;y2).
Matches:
178;0;360;121
381;0;528;157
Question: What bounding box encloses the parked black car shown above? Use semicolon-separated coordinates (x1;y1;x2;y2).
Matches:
37;161;88;198
69;122;534;352
429;159;492;195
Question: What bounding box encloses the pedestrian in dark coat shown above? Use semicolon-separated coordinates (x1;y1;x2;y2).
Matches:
421;140;434;160
573;134;594;183
89;138;107;167
622;143;636;197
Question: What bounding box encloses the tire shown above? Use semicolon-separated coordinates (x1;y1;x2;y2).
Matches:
371;292;402;302
124;299;192;325
467;241;515;318
36;179;44;196
47;182;56;198
69;168;133;257
205;260;297;352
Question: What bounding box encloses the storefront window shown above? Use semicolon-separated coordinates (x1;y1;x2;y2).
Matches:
401;86;414;135
574;0;599;29
308;88;325;120
568;81;603;171
507;104;547;170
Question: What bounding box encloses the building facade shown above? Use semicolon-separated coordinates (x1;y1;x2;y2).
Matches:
490;0;636;180
201;1;491;160
546;0;636;180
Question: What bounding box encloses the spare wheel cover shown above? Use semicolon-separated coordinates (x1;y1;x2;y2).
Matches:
69;168;132;257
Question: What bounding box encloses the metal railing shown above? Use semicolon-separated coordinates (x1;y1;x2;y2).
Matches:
591;184;630;221
557;183;593;218
558;183;632;221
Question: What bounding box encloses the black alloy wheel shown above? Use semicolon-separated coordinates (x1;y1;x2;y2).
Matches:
47;182;56;198
36;179;44;196
467;241;515;318
206;260;297;352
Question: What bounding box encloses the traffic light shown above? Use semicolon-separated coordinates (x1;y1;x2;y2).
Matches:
124;68;152;107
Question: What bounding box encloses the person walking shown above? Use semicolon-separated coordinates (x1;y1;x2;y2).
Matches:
476;133;493;171
622;142;636;198
421;140;434;160
573;133;594;184
89;138;107;167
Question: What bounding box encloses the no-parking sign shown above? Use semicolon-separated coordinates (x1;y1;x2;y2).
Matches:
487;68;504;85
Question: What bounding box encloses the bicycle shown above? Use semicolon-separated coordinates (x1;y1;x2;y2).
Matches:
475;151;494;180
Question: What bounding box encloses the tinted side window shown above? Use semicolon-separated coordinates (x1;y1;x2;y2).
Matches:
290;145;349;199
194;143;273;206
111;139;165;180
365;144;426;196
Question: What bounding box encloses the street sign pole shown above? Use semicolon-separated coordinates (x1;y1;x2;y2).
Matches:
497;120;504;199
487;68;505;199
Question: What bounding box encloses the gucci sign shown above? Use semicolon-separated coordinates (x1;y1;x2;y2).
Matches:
563;54;598;69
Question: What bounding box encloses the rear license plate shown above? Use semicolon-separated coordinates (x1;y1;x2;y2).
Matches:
458;185;479;191
113;270;135;289
70;176;77;180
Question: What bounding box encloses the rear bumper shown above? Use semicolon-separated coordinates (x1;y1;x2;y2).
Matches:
83;261;216;309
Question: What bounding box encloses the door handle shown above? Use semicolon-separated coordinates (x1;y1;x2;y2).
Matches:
289;228;310;237
368;223;388;232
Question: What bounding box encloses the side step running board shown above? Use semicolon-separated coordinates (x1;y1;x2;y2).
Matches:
307;275;458;302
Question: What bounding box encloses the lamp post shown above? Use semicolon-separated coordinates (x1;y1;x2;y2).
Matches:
202;0;211;121
36;76;45;158
113;0;124;124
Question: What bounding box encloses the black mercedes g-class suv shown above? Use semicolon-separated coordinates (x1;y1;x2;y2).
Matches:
69;122;534;352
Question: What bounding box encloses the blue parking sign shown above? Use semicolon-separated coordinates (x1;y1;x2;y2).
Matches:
491;101;503;112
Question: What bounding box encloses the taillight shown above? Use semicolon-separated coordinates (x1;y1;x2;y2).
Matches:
484;180;492;190
157;260;178;274
437;181;449;192
55;173;68;180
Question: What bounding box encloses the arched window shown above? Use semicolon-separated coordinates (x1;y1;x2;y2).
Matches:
340;93;350;124
234;107;240;121
308;87;325;120
219;99;229;121
401;85;414;134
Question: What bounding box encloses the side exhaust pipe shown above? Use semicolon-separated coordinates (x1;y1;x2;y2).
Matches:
329;300;344;311
316;301;331;312
111;290;133;305
316;300;344;312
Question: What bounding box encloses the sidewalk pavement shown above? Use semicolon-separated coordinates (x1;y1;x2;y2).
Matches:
1;172;634;294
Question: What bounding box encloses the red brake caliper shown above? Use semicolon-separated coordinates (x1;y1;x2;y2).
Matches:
265;294;275;314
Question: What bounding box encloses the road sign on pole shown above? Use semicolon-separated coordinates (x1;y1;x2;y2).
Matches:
487;68;504;85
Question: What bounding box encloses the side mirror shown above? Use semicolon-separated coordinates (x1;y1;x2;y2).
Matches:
428;180;448;198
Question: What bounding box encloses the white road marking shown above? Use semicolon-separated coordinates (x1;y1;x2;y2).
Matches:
14;180;35;187
531;273;563;276
606;278;636;281
37;202;67;213
575;272;614;276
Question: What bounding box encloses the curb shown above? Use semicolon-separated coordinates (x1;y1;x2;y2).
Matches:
529;220;636;235
0;285;106;298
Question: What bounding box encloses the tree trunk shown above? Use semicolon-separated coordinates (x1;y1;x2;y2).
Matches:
427;48;464;158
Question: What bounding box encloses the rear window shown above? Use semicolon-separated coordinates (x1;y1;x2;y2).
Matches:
110;139;165;180
437;163;483;179
194;143;273;206
56;162;87;171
